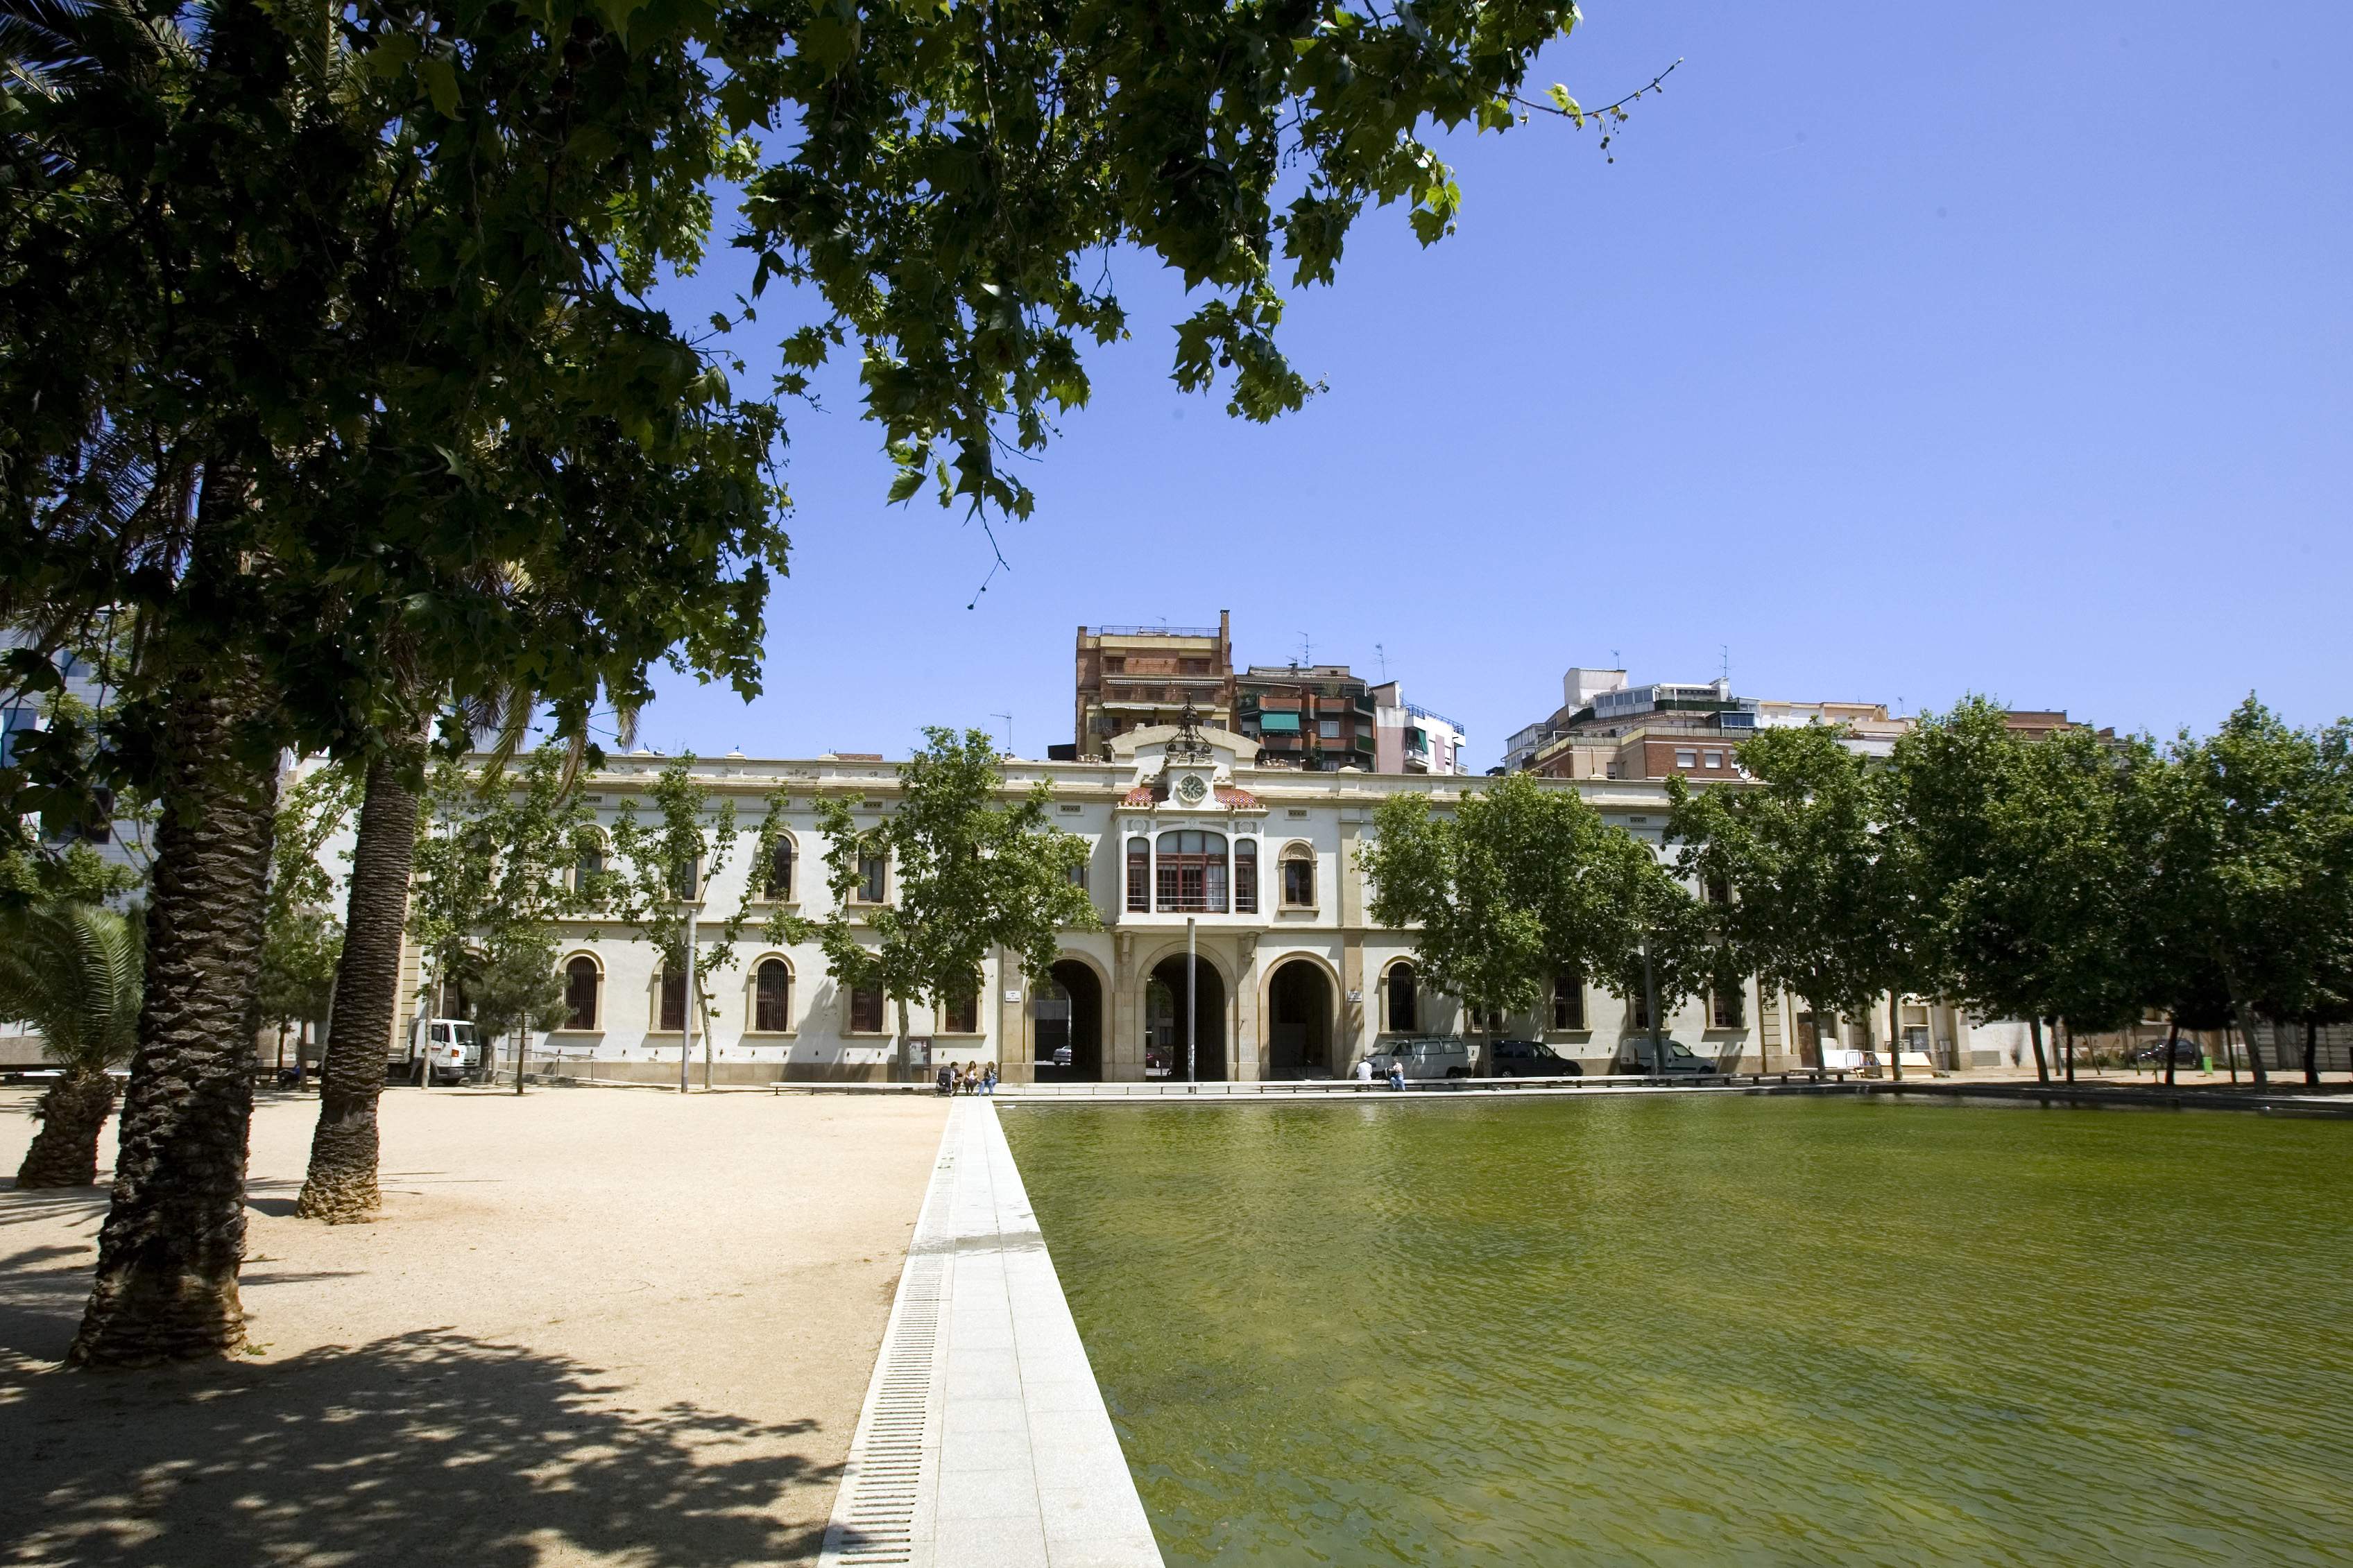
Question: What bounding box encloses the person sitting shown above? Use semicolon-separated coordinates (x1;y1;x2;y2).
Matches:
981;1062;998;1096
1352;1057;1375;1086
1387;1059;1407;1092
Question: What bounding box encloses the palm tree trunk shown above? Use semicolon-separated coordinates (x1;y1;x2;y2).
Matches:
16;1068;121;1188
297;745;422;1223
68;659;280;1367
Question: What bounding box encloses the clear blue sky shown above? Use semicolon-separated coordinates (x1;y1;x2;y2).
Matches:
633;1;2351;769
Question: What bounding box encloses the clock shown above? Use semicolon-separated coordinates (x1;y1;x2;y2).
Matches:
1174;773;1208;805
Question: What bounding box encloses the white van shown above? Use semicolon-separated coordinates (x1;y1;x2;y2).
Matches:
1358;1037;1473;1081
389;1017;484;1085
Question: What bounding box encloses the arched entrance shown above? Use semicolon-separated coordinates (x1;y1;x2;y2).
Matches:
1147;955;1227;1080
1265;960;1334;1080
1033;960;1104;1083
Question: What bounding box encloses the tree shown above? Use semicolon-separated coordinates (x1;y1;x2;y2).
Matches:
603;757;751;1090
807;730;1095;1080
1668;725;1928;1079
2157;700;2353;1089
1359;773;1690;1063
1;900;142;1187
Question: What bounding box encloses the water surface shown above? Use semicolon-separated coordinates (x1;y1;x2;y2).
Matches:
1002;1096;2353;1566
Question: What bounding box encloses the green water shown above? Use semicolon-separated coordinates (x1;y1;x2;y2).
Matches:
1001;1097;2353;1566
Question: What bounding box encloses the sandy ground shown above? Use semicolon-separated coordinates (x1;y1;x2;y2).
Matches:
0;1083;948;1567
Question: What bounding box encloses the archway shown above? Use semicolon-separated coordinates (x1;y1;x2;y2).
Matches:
1265;959;1334;1080
1147;955;1227;1080
1033;960;1104;1083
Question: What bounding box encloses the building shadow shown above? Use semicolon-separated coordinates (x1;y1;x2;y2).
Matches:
0;1319;834;1566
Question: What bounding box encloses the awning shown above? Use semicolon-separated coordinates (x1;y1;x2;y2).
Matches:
1256;711;1301;732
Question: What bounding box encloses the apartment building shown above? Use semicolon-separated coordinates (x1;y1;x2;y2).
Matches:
1233;664;1376;771
1070;614;1235;759
1371;683;1469;775
1506;666;1914;783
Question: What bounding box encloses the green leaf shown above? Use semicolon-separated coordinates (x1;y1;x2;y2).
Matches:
1547;84;1584;127
418;55;460;117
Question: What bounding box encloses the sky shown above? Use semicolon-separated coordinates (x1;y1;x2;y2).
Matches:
629;1;2352;770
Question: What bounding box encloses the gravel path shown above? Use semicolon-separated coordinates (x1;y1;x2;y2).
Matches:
0;1083;948;1567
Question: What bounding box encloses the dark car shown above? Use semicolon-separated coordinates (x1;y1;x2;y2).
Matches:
1614;1038;1720;1076
1448;1040;1583;1078
2132;1038;2202;1067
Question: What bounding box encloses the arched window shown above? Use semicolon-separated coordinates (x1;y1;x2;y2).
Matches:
1551;967;1585;1031
1233;839;1258;914
762;836;795;901
1155;830;1228;913
572;835;606;897
1387;963;1418;1033
669;855;702;902
563;956;601;1031
658;968;688;1031
855;852;887;904
1126;838;1151;912
754;958;793;1032
1711;983;1745;1029
1281;843;1316;908
848;985;886;1033
943;985;979;1034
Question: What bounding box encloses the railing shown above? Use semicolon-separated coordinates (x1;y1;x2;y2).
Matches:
1405;703;1464;732
1090;625;1220;639
998;1070;1858;1097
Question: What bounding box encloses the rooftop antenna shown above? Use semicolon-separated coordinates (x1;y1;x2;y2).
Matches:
990;712;1014;755
1375;642;1388;681
1299;631;1312;666
1720;644;1730;684
1610;647;1622;669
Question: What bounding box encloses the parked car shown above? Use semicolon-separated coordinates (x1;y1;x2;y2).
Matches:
1614;1038;1720;1076
388;1017;484;1085
1360;1037;1473;1081
1448;1040;1583;1078
2132;1038;2202;1067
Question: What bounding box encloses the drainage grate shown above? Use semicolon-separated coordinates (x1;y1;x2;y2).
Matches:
821;1135;960;1567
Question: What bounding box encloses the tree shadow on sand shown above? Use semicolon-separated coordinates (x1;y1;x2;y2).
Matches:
0;1313;833;1565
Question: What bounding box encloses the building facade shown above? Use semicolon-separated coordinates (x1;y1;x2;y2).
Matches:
371;727;2022;1087
1071;615;1235;758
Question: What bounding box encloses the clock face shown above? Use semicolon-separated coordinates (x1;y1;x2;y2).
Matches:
1175;773;1208;805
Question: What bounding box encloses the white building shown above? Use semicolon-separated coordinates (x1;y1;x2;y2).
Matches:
339;720;2011;1087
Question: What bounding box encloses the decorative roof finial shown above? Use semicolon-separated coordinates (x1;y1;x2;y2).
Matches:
1168;699;1211;762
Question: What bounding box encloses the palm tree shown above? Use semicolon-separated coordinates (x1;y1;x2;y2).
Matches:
2;901;142;1187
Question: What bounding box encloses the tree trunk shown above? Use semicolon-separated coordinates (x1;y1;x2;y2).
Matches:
1888;991;1903;1083
297;745;422;1223
2028;1015;2049;1083
2062;1020;2076;1083
2304;1018;2319;1087
16;1069;121;1188
896;995;912;1085
68;658;280;1368
2163;1017;2180;1087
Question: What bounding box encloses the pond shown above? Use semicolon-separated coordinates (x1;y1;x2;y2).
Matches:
1001;1096;2353;1566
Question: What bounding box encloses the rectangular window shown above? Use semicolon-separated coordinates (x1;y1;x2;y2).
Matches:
1674;750;1698;770
1281;855;1314;908
1233;841;1258;913
945;988;979;1034
1703;751;1722;769
659;970;687;1031
1552;970;1585;1031
1318;718;1341;739
849;985;885;1033
669;856;701;902
1066;859;1088;892
1713;986;1745;1029
857;854;887;904
1127;839;1150;912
